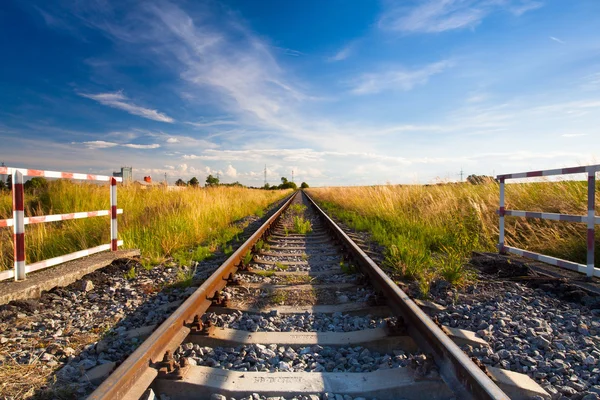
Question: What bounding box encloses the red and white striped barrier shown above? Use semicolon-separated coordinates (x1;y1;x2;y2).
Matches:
0;166;123;281
497;164;599;278
0;209;123;228
0;166;122;182
13;171;25;281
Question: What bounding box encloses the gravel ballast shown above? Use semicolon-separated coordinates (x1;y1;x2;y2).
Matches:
434;280;600;399
175;343;420;373
204;310;389;332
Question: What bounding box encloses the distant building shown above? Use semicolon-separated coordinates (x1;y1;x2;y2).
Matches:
113;167;133;183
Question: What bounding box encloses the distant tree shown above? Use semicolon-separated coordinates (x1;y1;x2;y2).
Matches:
466;174;494;185
24;177;48;192
263;183;271;190
188;177;200;187
6;175;12;191
278;177;297;190
300;182;309;189
205;174;220;187
0;179;5;191
175;178;186;187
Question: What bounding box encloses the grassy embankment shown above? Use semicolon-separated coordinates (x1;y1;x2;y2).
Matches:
0;181;290;272
308;181;599;294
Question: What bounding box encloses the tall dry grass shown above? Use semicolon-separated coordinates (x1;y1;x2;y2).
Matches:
0;182;289;271
307;180;598;290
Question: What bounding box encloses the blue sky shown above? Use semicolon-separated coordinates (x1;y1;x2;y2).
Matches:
1;0;600;186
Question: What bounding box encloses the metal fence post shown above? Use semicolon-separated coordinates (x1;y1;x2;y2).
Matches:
13;170;26;280
498;178;506;254
587;171;596;277
110;177;118;251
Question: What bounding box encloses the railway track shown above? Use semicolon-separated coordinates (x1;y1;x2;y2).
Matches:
88;191;545;400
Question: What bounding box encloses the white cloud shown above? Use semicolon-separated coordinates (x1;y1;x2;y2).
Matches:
225;164;237;177
79;91;174;123
549;36;565;44
77;140;119;149
379;0;543;33
166;137;179;143
561;133;587;138
350;60;452;95
122;143;161;149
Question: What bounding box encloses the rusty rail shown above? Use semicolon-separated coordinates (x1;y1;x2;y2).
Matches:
88;192;297;400
304;192;509;400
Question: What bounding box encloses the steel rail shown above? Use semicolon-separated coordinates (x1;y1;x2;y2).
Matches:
304;191;510;400
88;192;298;400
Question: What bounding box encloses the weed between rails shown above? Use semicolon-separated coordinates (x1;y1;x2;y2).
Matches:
308;181;599;296
292;216;312;234
0;183;290;271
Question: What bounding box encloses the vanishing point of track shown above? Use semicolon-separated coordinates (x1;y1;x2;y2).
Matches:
89;191;511;400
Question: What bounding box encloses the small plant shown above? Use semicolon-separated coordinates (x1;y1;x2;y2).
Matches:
173;265;197;288
191;246;213;263
292;216;312;234
123;266;137;280
289;204;307;215
340;261;357;274
223;244;234;256
173;250;193;267
254;270;275;277
435;246;477;288
140;257;160;271
283;227;289;236
301;253;309;261
271;290;288;304
274;262;288;271
242;251;253;266
255;239;265;252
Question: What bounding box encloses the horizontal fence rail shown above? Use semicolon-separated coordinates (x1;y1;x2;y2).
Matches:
497;164;599;277
0;166;123;281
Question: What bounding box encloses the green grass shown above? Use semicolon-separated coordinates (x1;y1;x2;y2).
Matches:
308;180;600;294
242;251;253;266
288;204;307;215
0;182;290;271
254;270;275;277
274;262;288;271
292;216;312;234
123;265;137;280
171;265;197;288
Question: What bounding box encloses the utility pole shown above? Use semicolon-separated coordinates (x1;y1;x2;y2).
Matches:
292;170;294;183
164;172;168;185
264;164;267;186
458;167;464;182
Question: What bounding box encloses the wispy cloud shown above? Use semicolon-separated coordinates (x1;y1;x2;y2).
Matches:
549;36;565;44
74;141;160;150
581;73;600;91
79;91;174;123
561;133;587;138
185;120;239;128
349;60;452;94
379;0;543;33
328;43;354;62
